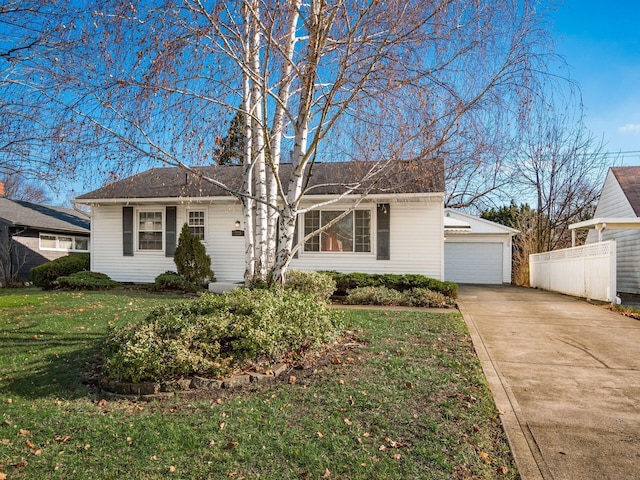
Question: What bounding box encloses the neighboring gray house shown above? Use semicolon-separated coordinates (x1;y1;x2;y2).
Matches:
75;161;446;283
580;166;640;294
0;197;90;283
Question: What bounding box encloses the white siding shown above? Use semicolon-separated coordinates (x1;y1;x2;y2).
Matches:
290;197;444;279
90;195;444;283
587;171;640;294
90;202;245;283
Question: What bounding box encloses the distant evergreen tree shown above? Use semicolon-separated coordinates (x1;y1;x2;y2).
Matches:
215;110;245;165
480;201;532;228
174;223;214;285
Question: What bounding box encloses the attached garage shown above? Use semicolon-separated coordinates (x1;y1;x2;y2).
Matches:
444;209;518;284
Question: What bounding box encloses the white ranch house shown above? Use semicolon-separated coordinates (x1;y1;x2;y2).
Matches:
76;161;517;285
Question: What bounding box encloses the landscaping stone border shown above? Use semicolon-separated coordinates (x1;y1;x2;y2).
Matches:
100;363;289;401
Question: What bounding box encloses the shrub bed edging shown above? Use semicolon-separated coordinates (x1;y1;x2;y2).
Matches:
100;363;289;401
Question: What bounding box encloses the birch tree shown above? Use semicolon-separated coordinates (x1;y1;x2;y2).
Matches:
16;0;554;284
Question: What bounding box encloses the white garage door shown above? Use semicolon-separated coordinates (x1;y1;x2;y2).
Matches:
444;242;503;284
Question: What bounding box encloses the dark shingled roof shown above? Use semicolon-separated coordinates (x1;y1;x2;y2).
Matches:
611;166;640;217
77;160;444;200
0;197;90;233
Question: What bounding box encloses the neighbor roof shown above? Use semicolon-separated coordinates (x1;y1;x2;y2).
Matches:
0;197;90;234
76;160;444;201
611;166;640;217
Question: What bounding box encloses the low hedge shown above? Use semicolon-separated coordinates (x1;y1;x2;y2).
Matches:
345;286;455;308
29;253;90;290
57;271;120;290
152;271;202;293
103;288;344;383
322;271;458;298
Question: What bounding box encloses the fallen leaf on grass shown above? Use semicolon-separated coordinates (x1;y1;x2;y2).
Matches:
168;465;177;473
405;382;413;389
379;445;388;452
317;431;323;438
343;418;352;426
288;375;297;384
33;449;42;456
322;467;331;478
473;424;480;432
0;473;6;480
6;399;11;404
478;451;490;463
18;429;30;436
25;440;35;449
497;466;509;475
0;439;10;445
219;422;226;430
390;453;401;460
332;357;342;365
55;435;70;442
224;442;239;450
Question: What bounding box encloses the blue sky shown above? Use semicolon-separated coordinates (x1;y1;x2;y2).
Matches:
551;0;640;163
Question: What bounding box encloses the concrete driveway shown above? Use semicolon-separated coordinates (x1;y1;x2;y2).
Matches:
457;285;640;480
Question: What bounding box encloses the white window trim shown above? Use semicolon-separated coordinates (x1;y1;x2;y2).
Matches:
39;233;90;252
185;207;208;244
136;208;164;252
301;208;375;255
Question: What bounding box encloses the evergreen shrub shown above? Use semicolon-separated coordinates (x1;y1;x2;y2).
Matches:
29;253;90;290
57;271;120;290
284;270;336;302
173;223;214;285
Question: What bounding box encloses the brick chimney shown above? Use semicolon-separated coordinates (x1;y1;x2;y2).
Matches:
0;182;4;197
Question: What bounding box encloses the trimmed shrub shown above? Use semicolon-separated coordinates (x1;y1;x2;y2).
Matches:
323;271;458;299
174;223;215;285
345;286;405;306
345;286;456;308
405;288;454;308
57;271;120;290
103;288;344;383
285;270;336;302
29;253;90;290
152;271;201;293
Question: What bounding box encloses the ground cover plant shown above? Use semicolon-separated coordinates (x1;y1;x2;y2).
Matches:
103;288;343;382
0;289;517;479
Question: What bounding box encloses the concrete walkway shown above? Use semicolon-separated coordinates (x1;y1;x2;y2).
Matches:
457;285;640;480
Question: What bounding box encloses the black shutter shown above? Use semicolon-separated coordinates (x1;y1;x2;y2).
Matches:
123;206;134;256
377;203;390;260
165;206;177;257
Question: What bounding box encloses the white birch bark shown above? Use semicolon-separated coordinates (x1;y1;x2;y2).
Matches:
241;0;255;284
250;0;268;282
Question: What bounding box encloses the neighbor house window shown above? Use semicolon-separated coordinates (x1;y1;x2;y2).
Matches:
138;211;163;250
39;234;89;252
304;210;371;253
188;210;205;241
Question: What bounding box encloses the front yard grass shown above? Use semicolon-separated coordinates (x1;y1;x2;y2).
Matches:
0;289;516;479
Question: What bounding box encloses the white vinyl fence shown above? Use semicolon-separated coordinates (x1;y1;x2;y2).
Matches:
529;241;616;302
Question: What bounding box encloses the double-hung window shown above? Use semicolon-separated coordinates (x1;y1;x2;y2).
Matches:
188;210;205;241
138;211;163;250
304;210;371;253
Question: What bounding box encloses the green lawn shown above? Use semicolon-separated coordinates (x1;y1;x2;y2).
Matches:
0;289;517;479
